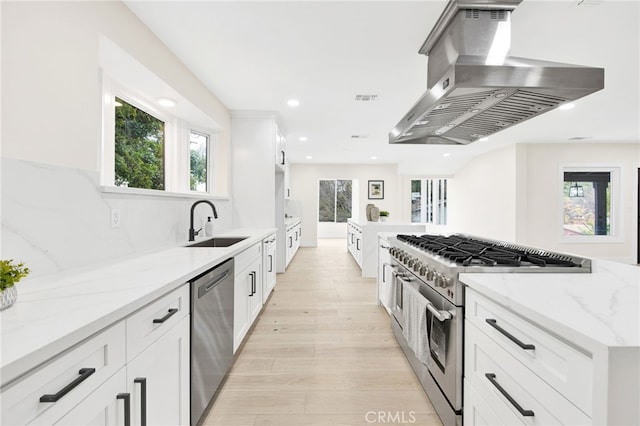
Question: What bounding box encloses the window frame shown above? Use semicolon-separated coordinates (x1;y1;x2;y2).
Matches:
188;128;213;194
318;178;353;223
101;76;219;199
411;178;447;225
559;164;622;243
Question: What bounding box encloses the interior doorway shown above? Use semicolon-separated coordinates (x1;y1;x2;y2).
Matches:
637;168;639;264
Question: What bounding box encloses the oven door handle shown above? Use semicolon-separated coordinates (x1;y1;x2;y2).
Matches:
426;302;452;322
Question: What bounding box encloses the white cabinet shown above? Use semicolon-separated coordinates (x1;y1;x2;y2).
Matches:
1;286;190;426
275;126;287;169
262;233;277;303
377;236;394;313
126;316;190;426
231;112;287;274
347;221;363;268
285;219;302;267
1;323;126;426
464;288;592;426
234;242;263;352
53;368;127;426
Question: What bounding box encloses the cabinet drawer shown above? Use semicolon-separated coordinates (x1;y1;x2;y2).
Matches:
464;379;505;426
1;322;126;426
126;285;189;362
234;243;261;275
466;289;593;415
465;320;591;425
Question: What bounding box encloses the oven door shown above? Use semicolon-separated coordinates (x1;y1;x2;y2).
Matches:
392;264;463;413
390;262;408;329
424;291;463;412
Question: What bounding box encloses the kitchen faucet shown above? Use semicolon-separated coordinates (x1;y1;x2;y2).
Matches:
189;200;218;241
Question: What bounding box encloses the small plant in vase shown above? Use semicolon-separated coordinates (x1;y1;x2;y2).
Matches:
379;211;390;222
1;259;30;311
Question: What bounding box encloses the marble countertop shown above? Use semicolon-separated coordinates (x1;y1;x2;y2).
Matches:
460;259;639;352
347;218;426;227
0;228;276;386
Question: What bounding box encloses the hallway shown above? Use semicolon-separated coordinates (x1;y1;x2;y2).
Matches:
204;239;441;426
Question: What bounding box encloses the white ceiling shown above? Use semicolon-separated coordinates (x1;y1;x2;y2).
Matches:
124;0;639;175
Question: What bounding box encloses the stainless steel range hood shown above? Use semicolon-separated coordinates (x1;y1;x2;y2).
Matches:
389;0;604;145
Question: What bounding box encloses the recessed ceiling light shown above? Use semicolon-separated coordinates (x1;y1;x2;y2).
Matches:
305;155;312;159
158;98;176;107
559;103;575;110
287;99;300;107
443;153;451;157
479;137;489;142
299;136;308;142
370;156;377;160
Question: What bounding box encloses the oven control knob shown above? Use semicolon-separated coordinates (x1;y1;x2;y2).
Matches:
413;262;422;273
407;258;415;268
434;273;444;287
425;268;435;281
419;265;427;276
443;277;453;288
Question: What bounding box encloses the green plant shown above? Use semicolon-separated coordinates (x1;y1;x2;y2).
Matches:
1;259;30;291
379;210;390;217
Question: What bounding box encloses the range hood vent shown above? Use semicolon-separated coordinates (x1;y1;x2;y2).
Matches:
389;0;604;145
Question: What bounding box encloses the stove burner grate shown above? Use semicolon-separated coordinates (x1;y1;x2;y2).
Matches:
397;234;582;268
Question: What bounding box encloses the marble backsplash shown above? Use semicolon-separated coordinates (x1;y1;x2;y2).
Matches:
1;157;232;278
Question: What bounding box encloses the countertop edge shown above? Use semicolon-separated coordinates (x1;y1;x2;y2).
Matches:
0;228;276;387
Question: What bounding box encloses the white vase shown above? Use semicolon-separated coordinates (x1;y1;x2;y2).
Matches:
0;286;17;311
380;216;388;222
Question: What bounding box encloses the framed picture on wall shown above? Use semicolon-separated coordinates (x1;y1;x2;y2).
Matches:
368;180;384;199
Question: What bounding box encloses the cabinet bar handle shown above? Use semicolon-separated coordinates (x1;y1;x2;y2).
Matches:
153;308;178;324
40;368;96;402
268;254;273;272
485;373;535;417
485;319;535;350
134;378;147;426
117;393;132;426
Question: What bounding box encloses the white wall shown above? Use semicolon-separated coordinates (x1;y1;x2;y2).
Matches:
520;143;639;263
289;163;401;245
448;143;639;264
1;2;233;276
448;145;521;242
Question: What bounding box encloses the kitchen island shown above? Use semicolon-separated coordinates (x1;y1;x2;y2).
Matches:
347;218;426;277
460;259;639;425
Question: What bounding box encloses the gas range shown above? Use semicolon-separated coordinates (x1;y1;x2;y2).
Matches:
389;233;591;306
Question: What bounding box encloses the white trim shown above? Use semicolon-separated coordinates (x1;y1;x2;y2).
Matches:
559;164;623;243
100;185;229;201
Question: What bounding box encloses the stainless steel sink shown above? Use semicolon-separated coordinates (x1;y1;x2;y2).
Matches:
186;237;248;248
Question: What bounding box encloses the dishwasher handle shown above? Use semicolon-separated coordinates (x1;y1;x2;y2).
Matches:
197;270;230;299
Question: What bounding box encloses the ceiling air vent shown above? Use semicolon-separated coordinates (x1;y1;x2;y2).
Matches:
465;9;480;19
355;95;378;102
490;10;506;20
351;135;369;139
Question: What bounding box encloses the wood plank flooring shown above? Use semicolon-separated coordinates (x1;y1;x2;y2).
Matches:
204;239;442;426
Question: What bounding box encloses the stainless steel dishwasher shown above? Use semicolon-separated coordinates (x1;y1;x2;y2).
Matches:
191;258;234;425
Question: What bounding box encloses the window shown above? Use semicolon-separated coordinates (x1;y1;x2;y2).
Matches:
114;97;165;190
319;179;352;222
189;130;209;192
563;171;612;236
411;180;422;222
411;178;447;225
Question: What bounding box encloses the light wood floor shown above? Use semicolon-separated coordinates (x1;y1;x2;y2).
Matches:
204;239;442;426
